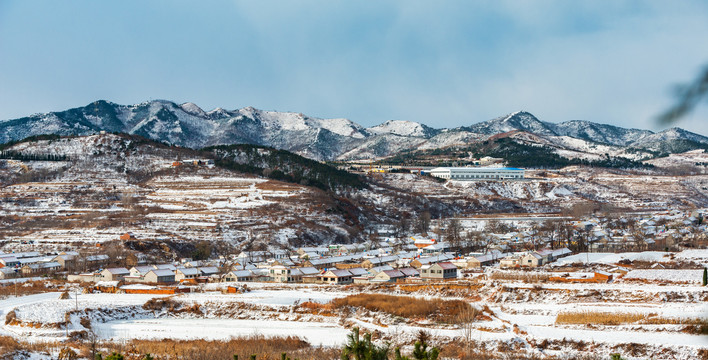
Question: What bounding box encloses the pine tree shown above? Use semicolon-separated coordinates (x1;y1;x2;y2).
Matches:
703;267;707;286
394;340;439;360
340;327;389;360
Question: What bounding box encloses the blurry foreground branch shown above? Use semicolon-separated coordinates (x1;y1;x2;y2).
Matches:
658;65;708;124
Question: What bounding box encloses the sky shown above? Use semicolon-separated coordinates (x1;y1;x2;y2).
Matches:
1;1;707;135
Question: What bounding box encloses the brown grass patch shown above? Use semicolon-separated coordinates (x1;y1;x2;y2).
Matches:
556;311;708;328
0;280;64;297
296;301;336;316
0;335;20;355
488;271;550;283
1;335;335;360
98;335;338;360
330;293;476;323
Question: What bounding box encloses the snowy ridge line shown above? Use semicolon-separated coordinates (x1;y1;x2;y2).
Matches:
2;100;707;161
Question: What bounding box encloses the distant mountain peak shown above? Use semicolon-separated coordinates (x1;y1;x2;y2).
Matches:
465;111;556;136
366;120;438;138
180;102;206;117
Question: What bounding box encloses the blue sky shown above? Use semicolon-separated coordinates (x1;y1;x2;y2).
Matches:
1;1;707;134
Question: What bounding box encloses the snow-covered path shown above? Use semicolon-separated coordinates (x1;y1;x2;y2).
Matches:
0;292;60;336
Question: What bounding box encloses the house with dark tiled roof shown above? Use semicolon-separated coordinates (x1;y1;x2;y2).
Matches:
420;262;457;280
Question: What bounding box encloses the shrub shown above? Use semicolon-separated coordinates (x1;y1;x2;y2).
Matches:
5;309;17;325
142;297;179;311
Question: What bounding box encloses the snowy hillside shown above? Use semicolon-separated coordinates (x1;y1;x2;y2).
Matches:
551;120;654;146
366;120;438;138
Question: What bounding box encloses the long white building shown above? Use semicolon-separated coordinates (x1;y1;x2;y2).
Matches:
428;167;525;181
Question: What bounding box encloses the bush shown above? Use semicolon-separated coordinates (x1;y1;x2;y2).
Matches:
142;297;179;311
5;309;16;325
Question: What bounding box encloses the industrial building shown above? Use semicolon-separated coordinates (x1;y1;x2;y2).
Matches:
428;167;525;181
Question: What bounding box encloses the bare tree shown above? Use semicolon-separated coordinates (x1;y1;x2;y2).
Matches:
415;211;431;236
459;305;479;356
486;219;513;234
443;218;463;250
465;231;486;253
394;213;411;240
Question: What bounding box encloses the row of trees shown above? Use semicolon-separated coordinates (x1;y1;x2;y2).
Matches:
0;150;68;161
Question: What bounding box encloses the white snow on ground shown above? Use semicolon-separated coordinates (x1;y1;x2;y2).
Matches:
10;293;166;323
552;251;678;265
624;269;704;284
675;249;708;267
183;289;344;307
93;318;350;347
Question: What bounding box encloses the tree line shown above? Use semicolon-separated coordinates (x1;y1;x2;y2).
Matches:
206;144;366;192
0;150;68;161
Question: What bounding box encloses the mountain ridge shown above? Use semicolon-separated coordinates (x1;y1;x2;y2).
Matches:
1;100;706;162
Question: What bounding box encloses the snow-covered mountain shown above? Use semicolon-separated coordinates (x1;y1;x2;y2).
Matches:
551;120;653;146
1;100;706;161
463;111;557;136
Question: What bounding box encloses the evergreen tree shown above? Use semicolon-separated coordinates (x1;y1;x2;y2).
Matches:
394;340;439;360
340;327;389;360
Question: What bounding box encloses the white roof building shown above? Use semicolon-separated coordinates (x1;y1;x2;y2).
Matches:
429;167;525;181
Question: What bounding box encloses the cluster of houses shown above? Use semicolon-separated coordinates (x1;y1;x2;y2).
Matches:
13;210;702;286
1;233;583;286
60;238;474;287
583;211;706;252
68;259;220;284
0;251;109;279
66;255;462;286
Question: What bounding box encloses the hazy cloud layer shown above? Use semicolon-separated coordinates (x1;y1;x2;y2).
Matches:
0;1;707;134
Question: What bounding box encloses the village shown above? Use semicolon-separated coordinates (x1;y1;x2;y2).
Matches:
1;208;706;293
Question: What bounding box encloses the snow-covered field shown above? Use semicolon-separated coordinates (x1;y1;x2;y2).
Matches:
93;318;350;347
552;250;708;266
624;269;705;284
